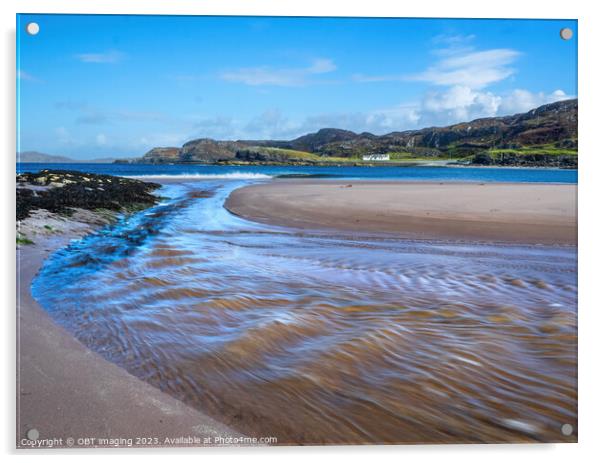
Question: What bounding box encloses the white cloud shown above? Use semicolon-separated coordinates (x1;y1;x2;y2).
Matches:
407;87;571;128
409;49;520;89
221;58;336;86
74;50;125;64
499;89;571;114
354;47;520;89
419;86;502;125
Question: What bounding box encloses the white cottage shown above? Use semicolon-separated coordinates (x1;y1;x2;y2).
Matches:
362;154;390;161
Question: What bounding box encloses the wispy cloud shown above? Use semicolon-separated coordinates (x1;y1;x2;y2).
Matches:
432;33;476;46
55;100;165;125
430;33;476;56
186;88;571;140
410;49;521;89
354;48;520;90
17;70;41;82
221;58;336;86
74;50;125;64
352;73;399;84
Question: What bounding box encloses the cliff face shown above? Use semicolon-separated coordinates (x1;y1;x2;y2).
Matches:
140;147;180;163
138;99;577;165
178;139;246;163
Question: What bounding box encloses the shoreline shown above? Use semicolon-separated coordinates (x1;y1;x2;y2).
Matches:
17;211;246;449
225;180;577;245
19;161;578;171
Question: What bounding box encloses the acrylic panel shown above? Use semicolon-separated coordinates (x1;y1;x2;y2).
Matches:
16;14;577;448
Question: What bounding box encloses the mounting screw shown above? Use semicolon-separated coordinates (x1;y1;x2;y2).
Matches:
561;423;573;436
560;28;573;41
26;22;40;36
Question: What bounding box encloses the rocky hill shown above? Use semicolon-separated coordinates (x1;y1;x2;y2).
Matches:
137;99;577;167
139;147;180;163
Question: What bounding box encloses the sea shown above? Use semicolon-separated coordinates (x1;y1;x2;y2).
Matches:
20;163;577;444
17;162;578;183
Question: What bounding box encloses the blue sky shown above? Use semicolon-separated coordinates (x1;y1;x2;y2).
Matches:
17;15;577;159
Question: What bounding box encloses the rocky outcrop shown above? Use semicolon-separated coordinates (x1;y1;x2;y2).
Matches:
471;153;578;168
17;170;161;221
178;139;245;163
140;147;180;164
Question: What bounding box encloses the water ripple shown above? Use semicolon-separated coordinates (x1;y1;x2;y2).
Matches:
32;180;577;444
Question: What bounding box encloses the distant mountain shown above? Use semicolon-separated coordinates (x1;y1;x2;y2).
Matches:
18;151;122;164
18;151;75;163
136;99;577;167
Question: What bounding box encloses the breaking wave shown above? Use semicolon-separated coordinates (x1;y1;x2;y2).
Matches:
126;172;274;180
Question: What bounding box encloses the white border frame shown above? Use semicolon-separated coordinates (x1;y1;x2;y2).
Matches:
3;1;600;461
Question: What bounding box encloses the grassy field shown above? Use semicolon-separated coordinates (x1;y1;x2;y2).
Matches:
237;145;578;165
250;147;323;161
245;147;367;164
248;147;454;164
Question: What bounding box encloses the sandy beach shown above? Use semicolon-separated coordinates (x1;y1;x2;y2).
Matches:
17;210;246;449
226;180;577;245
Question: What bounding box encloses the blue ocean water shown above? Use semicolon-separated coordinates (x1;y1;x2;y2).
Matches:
17;162;577;183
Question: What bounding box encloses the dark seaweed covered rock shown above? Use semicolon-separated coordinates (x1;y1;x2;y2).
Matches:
16;170;161;221
470;153;578;168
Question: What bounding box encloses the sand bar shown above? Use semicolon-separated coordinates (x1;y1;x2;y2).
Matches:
225;180;577;245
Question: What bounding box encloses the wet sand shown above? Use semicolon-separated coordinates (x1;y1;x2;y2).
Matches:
17;210;246;449
225;181;577;245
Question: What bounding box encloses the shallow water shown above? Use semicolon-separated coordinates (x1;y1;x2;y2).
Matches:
32;180;577;444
